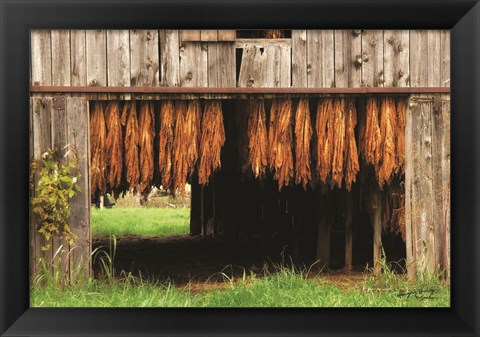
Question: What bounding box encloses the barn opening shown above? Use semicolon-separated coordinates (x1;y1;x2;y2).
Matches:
89;95;407;283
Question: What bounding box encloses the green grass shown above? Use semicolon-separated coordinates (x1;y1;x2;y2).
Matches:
91;207;190;238
31;265;450;308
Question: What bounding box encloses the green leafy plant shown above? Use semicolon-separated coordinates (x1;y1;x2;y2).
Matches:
30;147;81;251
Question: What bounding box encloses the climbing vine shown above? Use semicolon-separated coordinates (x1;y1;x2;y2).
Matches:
30;147;81;251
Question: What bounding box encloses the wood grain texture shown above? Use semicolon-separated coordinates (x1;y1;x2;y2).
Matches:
361;30;384;87
404;95;416;276
431;95;446;272
410;30;441;87
412;96;435;274
31;97;52;270
207;43;236;87
130;30;159;87
201;30;218;42
107;30;131;99
181;30;201;42
50;100;69;275
334;30;361;87
440;30;450;87
51;30;71;86
306;30;334;88
31;30;52;87
217;30;236;41
86;30;107;99
441;96;450;279
383;30;409;87
66;97;91;280
291;30;307;87
180;42;208;87
159;30;180;87
238;42;291;87
70;30;87;87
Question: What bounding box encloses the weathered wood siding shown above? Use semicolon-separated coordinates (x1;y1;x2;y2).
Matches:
29;97;91;282
405;94;450;277
31;30;450;90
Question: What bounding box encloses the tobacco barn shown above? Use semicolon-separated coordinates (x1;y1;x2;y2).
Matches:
29;29;450;282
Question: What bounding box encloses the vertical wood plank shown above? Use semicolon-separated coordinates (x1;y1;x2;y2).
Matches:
291;30;307;87
431;95;447;273
217;30;236;41
86;30;107;99
107;30;131;99
159;30;180;87
207;43;236;87
278;44;292;87
405;95;416;277
440;30;450;87
50;99;69;277
66;97;91;281
334;30;362;87
29;99;36;281
31;30;52;88
316;194;332;269
410;30;441;87
32;98;52;271
344;192;353;271
383;30;409;87
372;188;382;274
411;97;435;274
180;42;208;87
180;30;201;42
361;30;384;87
130;30;160;87
307;30;335;88
200;30;218;42
442;96;450;279
238;45;266;87
70;30;87;87
51;30;71;86
238;43;291;88
130;30;159;99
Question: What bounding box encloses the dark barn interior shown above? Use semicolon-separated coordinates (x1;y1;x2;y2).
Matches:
91;96;407;283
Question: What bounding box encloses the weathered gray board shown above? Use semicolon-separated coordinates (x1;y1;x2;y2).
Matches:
31;29;450;92
405;94;450;277
30;97;91;282
237;42;291;87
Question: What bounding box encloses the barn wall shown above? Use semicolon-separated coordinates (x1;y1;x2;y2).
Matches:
31;30;450;90
29;29;451;280
30;97;91;282
405;94;450;278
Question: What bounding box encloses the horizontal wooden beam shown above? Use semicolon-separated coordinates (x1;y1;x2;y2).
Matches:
30;86;450;94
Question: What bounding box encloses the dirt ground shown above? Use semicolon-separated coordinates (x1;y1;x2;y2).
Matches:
92;235;366;289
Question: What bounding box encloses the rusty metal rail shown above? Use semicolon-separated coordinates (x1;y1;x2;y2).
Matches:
30;86;450;94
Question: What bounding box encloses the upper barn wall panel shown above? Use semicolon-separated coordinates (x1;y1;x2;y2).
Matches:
31;29;450;89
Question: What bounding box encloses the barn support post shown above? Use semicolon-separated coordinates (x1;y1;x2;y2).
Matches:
316;192;331;270
344;192;353;271
189;176;201;236
372;188;382;274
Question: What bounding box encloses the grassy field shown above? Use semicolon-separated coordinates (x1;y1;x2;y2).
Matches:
31;266;449;307
92;207;190;237
35;205;448;308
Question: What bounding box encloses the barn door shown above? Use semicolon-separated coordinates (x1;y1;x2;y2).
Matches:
30;96;91;283
405;94;450;279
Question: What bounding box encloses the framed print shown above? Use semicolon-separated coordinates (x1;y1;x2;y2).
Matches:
1;0;479;336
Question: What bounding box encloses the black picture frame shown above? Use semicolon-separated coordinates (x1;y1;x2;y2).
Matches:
1;0;479;336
